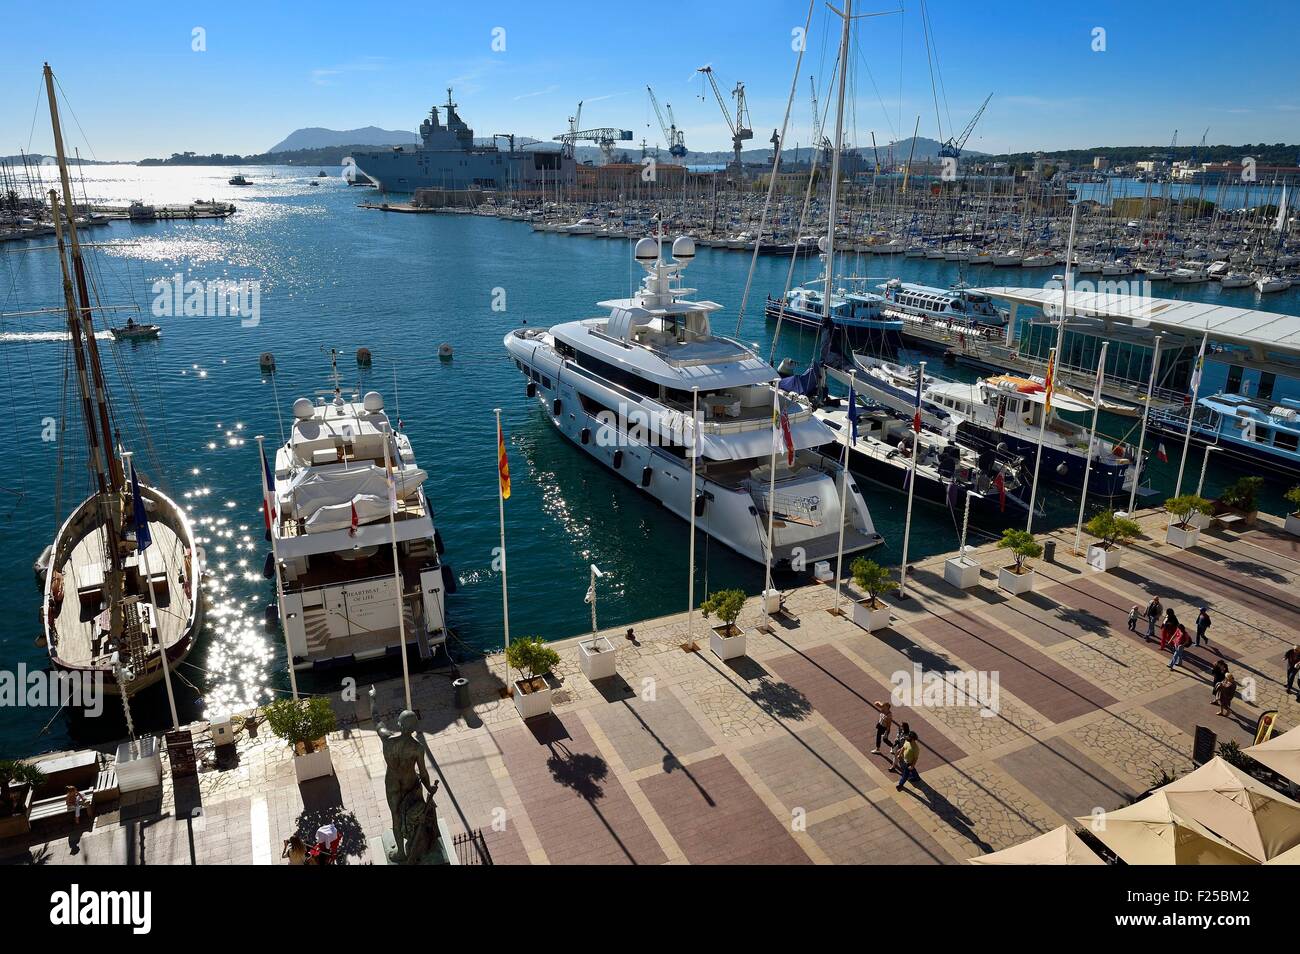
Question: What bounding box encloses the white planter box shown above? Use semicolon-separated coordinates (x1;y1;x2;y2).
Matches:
115;737;162;793
578;636;617;681
762;589;782;614
513;678;554;720
293;744;334;783
1286;513;1300;537
850;598;891;632
1166;524;1201;549
998;565;1036;595
709;625;748;661
944;557;981;589
1188;512;1213;530
1086;545;1122;572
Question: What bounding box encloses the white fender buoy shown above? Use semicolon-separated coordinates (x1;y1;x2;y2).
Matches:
438;343;453;360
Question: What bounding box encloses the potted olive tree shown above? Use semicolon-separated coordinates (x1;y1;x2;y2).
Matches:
701;588;748;661
997;529;1042;595
1286;485;1300;537
1084;511;1142;572
850;557;895;632
263;696;338;783
507;636;561;720
0;758;43;839
1165;495;1211;549
1217;476;1263;527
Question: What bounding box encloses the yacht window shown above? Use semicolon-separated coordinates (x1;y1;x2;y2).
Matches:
542;376;552;390
1275;431;1298;453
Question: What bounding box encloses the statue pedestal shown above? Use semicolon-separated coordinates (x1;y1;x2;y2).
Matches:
372;818;458;865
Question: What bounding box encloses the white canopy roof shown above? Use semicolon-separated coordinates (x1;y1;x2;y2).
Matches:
975;286;1300;356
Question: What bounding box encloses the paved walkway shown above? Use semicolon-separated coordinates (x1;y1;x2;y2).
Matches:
9;511;1300;865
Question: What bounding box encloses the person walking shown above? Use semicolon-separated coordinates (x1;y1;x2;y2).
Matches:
896;732;921;791
1286;646;1300;699
870;700;894;755
1168;625;1192;670
1144;597;1162;643
1159;609;1180;652
1216;673;1237;718
1128;605;1140;632
1210;659;1229;701
1195;607;1212;647
889;721;911;773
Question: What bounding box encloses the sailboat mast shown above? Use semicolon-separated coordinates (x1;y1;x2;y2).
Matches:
48;190;110;497
43;62;123;493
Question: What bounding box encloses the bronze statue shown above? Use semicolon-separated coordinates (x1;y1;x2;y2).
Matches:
369;686;441;863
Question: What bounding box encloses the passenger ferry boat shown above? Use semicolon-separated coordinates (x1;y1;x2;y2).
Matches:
765;259;903;349
266;361;453;671
1148;393;1300;477
505;235;884;568
877;279;1009;328
816;396;1034;522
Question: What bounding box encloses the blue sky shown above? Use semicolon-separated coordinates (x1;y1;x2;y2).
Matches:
4;0;1298;160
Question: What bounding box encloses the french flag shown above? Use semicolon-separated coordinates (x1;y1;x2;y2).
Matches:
260;447;276;541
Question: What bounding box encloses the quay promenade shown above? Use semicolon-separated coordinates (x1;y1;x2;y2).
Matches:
8;508;1300;865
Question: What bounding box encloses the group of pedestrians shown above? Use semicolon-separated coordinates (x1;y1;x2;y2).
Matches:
870;700;922;792
1128;597;1213;672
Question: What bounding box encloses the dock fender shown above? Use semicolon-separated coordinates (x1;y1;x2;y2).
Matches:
581;427;591;445
552;398;562;416
434;528;445;556
641;466;653;487
263;551;276;580
441;564;458;594
613;449;624;469
527;381;537;398
696;492;708;517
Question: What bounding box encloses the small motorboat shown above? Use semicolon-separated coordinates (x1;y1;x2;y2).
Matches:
109;317;161;340
228;174;250;186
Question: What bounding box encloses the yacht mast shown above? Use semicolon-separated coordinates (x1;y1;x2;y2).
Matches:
44;62;123;493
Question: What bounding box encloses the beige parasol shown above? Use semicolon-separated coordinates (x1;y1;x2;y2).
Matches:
1243;725;1300;786
1156;756;1300;862
1076;791;1258;865
968;825;1105;865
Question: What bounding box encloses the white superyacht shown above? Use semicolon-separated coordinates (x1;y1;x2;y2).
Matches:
266;364;452;670
505;236;882;568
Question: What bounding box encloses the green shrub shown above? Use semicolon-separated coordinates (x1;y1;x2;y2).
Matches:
997;528;1042;572
1286;485;1300;514
1164;494;1211;529
1084;511;1142;549
263;696;338;753
505;636;560;681
1220;476;1264;513
850;557;896;606
700;588;747;635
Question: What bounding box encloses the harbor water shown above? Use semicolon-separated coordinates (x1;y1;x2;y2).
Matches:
1;163;1296;755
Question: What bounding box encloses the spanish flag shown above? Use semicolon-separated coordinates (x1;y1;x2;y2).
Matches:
497;418;511;500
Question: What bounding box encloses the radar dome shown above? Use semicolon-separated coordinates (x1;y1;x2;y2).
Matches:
292;398;314;420
818;236;829;253
363;391;384;413
634;237;658;263
672;236;696;261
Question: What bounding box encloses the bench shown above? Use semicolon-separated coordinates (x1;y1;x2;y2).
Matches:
92;766;119;805
29;788;93;830
1215;513;1243;529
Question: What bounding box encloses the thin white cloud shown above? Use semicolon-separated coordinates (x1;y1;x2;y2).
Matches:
311;57;388;87
514;84;559;101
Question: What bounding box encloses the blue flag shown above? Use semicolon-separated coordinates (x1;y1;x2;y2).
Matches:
130;460;151;552
846;385;860;444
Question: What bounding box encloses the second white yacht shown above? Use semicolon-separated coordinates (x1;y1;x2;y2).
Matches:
505;236;883;568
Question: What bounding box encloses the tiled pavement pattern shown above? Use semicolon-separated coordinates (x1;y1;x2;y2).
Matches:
9;512;1300;865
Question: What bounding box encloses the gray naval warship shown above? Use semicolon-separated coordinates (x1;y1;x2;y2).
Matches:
353;88;575;193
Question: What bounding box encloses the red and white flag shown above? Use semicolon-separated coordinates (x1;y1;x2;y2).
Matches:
349;500;359;536
1156;442;1169;463
779;410;795;466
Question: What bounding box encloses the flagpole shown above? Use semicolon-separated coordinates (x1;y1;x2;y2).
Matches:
1025;347;1055;536
1073;342;1109;555
495;408;512;689
1173;328;1209;499
763;379;780;632
382;422;412;712
1127;334;1163;515
124;452;179;731
256;434;298;699
897;360;925;599
686;386;700;650
832;373;855;615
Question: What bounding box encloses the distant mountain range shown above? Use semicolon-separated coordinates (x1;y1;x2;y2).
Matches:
267;126;417;153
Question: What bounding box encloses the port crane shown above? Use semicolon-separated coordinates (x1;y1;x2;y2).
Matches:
646;86;687;158
697;66;752;170
554;100;633;163
938;92;992;160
